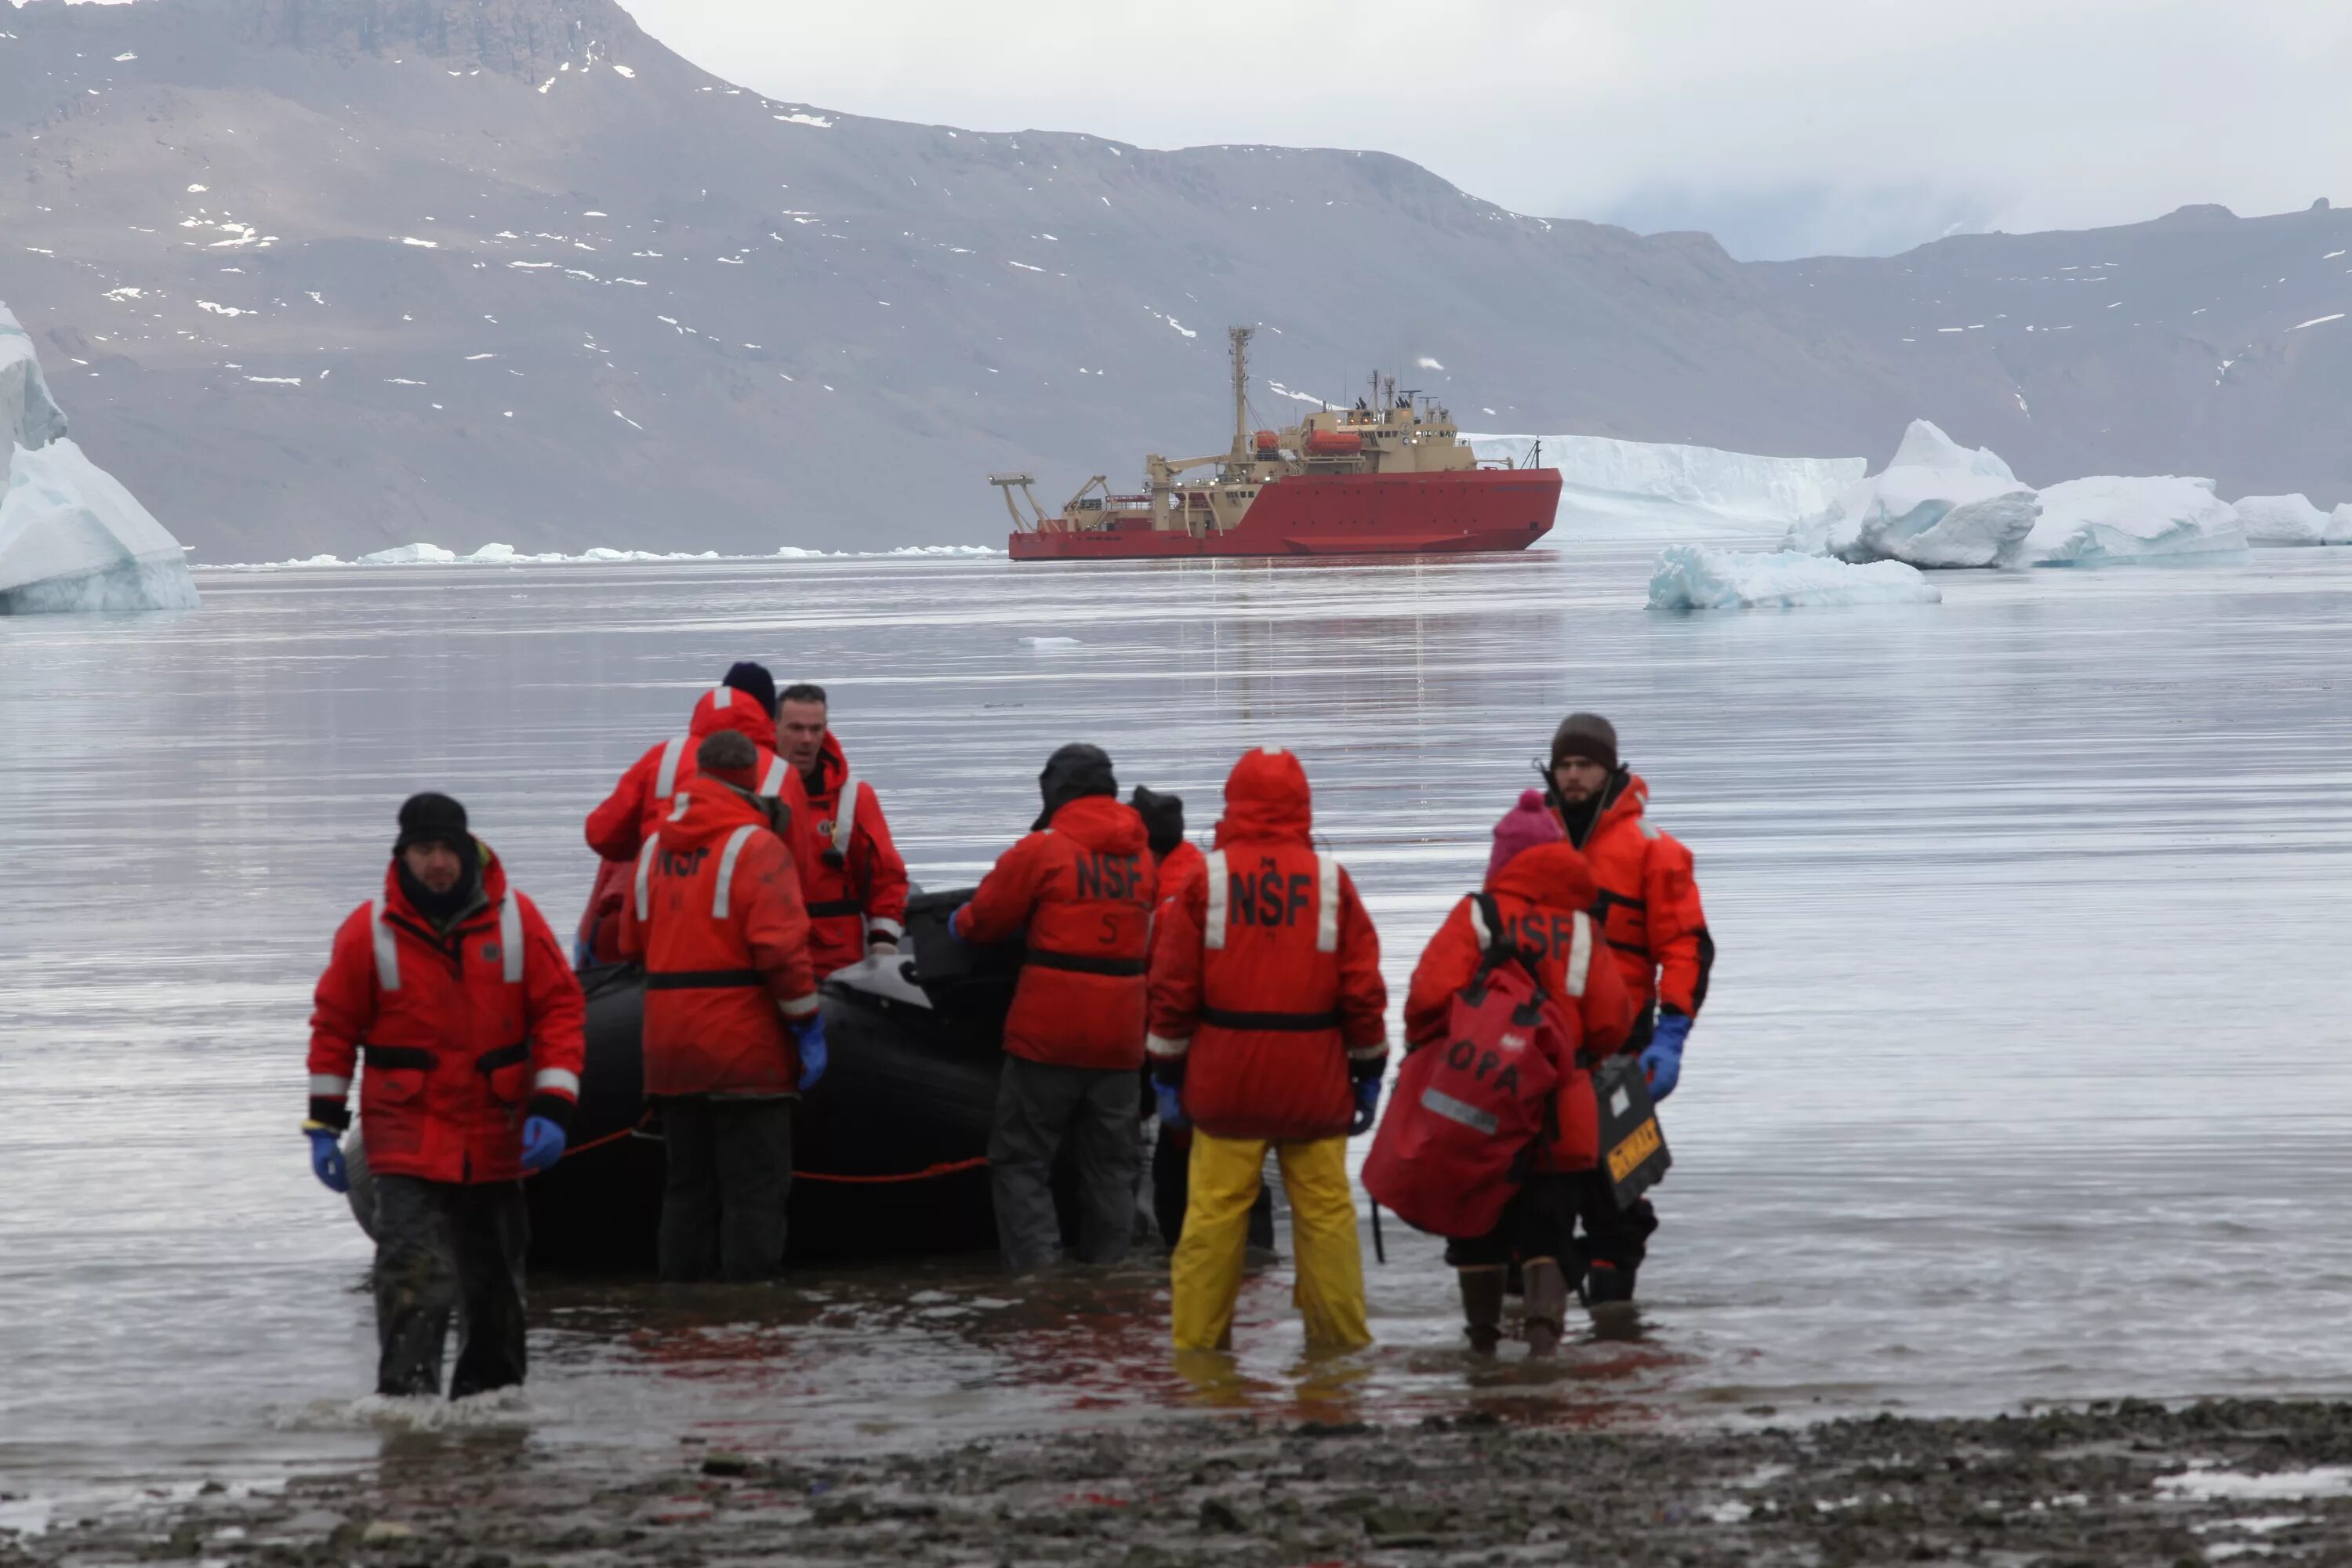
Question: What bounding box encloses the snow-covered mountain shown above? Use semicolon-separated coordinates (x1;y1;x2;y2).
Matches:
2;0;2347;561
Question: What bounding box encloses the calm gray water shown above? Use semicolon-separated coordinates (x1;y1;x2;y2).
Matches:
5;542;2351;1505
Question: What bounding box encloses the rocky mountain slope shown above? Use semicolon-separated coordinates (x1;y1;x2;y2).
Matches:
2;0;2345;558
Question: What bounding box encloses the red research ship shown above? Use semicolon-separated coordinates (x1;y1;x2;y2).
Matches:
993;328;1559;561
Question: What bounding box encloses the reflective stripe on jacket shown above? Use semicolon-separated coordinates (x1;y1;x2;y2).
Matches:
618;782;818;1096
307;848;587;1183
1147;748;1387;1141
956;793;1156;1070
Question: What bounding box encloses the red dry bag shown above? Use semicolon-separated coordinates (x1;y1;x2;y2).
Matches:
1362;896;1563;1240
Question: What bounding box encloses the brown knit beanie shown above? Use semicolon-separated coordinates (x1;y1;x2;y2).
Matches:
1549;713;1619;771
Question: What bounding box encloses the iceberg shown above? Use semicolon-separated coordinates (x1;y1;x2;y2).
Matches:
355;542;460;564
2025;476;2249;565
1648;544;1941;612
2329;505;2352;547
0;300;197;615
1785;420;2040;568
2232;493;2330;546
1470;433;1865;539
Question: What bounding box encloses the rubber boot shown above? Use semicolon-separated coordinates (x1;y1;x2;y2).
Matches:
1457;1268;1505;1356
1584;1260;1640;1339
1522;1258;1569;1359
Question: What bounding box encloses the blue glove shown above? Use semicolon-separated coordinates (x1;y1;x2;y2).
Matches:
520;1116;567;1174
1640;1014;1691;1102
794;1012;829;1091
946;903;971;945
1348;1076;1381;1136
1154;1081;1187;1130
307;1127;349;1193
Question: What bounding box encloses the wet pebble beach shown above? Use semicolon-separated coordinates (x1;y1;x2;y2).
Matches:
18;1399;2352;1566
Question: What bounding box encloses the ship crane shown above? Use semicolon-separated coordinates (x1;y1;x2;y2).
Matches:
989;472;1047;532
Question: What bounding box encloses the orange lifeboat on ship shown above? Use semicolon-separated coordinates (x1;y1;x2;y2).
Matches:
1303;430;1363;456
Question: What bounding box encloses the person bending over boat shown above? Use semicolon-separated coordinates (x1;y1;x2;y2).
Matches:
619;731;822;1283
304;793;586;1397
575;662;803;967
1541;713;1715;1308
952;745;1156;1272
1148;747;1388;1352
772;681;909;978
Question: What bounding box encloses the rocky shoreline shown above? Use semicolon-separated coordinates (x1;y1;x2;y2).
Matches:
14;1398;2352;1566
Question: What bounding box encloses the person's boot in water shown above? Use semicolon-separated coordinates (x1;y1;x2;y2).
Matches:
1457;1266;1505;1356
1522;1257;1570;1358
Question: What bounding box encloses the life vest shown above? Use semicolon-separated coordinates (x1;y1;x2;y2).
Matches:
584;684;800;862
1563;772;1714;1036
622;784;819;1096
307;852;587;1185
1363;895;1563;1240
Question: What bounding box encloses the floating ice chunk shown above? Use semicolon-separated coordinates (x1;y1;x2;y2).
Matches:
1473;432;1864;539
2233;492;2329;546
2;303;71;449
355;542;458;564
1786;419;2038;568
1648;545;1941;612
2328;504;2352;546
1020;635;1083;648
2026;476;2248;564
1;439;199;613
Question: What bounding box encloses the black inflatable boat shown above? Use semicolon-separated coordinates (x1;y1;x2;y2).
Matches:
345;889;1031;1271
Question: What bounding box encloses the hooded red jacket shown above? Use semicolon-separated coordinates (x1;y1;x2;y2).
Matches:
579;685;810;963
793;731;910;977
954;793;1156;1070
1403;841;1635;1171
1562;773;1712;1035
1146;748;1387;1141
307;847;587;1184
617;780;818;1096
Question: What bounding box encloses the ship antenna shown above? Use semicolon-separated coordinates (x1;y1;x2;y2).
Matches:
1227;325;1254;462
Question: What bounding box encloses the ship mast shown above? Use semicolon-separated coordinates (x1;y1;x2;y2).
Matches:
1227;325;1254;463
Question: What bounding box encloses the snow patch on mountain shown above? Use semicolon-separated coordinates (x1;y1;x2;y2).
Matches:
1471;433;1866;539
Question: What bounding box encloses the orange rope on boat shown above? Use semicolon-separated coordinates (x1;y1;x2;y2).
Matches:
794;1156;990;1185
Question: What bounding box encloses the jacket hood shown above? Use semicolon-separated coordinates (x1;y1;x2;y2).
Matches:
382;838;510;923
655;777;779;851
1595;771;1650;833
1214;746;1312;847
1044;793;1148;855
688;684;778;750
1484;840;1598;912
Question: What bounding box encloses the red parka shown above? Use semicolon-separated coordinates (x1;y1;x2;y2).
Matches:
1563;774;1713;1036
579;685;809;964
1146;748;1388;1141
795;731;910;977
1403;841;1635;1171
307;848;587;1184
953;794;1156;1071
618;781;818;1097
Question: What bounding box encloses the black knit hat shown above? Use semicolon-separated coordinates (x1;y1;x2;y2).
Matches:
1549;713;1620;772
394;792;470;854
722;660;779;718
1131;786;1185;859
1034;743;1116;831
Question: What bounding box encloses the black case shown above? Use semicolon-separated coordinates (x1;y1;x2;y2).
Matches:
1591;1056;1671;1209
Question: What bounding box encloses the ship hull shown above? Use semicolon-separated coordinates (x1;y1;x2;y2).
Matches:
1009;469;1560;561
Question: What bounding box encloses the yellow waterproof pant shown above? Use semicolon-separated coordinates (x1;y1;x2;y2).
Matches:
1171;1131;1370;1352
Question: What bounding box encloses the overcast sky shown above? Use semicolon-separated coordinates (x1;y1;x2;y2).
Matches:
619;0;2350;260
